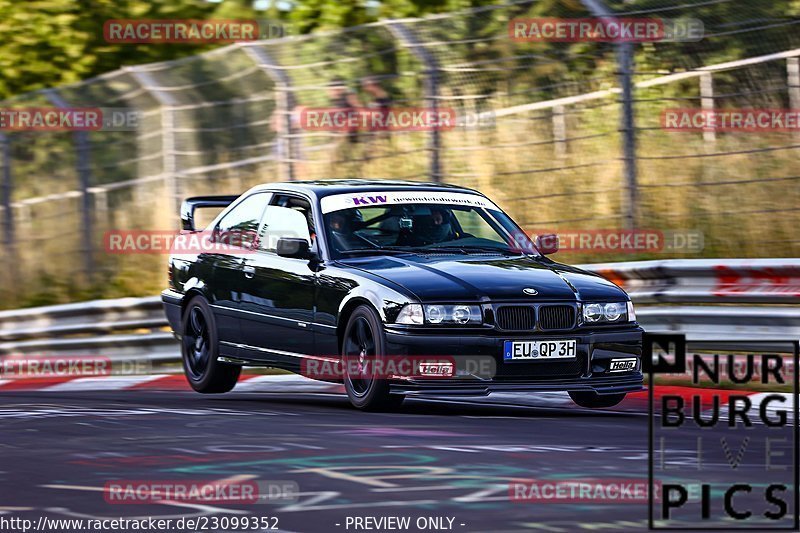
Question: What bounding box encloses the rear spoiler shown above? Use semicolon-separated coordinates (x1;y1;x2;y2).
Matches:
180;195;239;231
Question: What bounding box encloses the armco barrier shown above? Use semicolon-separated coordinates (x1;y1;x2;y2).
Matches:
0;259;797;361
588;258;800;304
0;296;175;361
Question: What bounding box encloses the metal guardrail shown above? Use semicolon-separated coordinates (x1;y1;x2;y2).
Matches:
0;296;176;361
0;296;164;340
584;258;800;304
586;258;800;344
0;259;797;361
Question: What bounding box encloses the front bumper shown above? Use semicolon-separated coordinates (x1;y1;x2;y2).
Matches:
389;374;644;397
384;324;644;397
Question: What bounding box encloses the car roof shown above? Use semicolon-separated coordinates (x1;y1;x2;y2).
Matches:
248;179;482;200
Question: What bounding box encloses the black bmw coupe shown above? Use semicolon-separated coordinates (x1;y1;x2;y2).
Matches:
162;180;643;410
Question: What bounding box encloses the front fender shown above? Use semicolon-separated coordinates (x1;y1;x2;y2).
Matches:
337;283;413;324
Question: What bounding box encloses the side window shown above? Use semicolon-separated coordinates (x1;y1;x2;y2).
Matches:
215;193;270;248
259;206;312;252
271;194;314;233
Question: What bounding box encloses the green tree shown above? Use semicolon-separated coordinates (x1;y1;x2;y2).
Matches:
0;0;220;100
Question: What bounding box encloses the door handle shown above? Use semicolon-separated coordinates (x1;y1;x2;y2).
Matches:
243;265;255;279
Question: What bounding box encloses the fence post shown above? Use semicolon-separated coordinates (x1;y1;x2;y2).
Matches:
44;90;96;282
789;58;800;145
700;73;716;143
618;42;638;229
387;21;442;182
788;57;800;109
552;105;567;158
127;68;182;221
580;0;638;229
241;43;296;181
0;132;17;295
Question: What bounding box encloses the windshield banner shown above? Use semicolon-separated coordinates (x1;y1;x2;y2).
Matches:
320;191;500;214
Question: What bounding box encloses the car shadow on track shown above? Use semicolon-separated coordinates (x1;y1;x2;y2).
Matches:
0;389;644;419
217;391;644;419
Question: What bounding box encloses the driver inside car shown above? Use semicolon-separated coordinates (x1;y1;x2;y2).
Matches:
396;207;455;246
426;207;454;243
328;211;364;251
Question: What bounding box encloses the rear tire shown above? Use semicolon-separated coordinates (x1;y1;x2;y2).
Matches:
342;305;405;411
181;296;240;393
569;391;627;408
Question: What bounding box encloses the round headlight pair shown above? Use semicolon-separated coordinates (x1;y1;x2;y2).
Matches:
583;302;627;323
426;304;473;324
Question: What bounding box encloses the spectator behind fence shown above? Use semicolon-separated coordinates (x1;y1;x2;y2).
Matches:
328;78;360;143
361;76;392;132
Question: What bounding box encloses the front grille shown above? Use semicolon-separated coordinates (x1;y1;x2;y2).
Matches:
538;305;575;330
495;305;535;331
495;359;585;378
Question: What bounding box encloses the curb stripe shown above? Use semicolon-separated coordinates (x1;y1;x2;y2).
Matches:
0;374;777;413
0;376;85;390
43;375;165;391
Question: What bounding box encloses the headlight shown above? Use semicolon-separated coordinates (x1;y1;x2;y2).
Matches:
396;304;424;325
582;301;630;323
451;305;473;324
395;304;482;325
603;302;626;321
424;304;481;325
583;303;603;323
627;300;636;322
426;305;446;324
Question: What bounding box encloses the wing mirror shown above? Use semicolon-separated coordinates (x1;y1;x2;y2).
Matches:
535;233;559;255
276;237;312;259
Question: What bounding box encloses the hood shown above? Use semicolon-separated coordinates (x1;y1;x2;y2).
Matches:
340;254;628;302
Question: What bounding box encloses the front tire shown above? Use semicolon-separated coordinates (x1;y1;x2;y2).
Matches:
181;296;240;393
342;305;405;411
569;391;627;408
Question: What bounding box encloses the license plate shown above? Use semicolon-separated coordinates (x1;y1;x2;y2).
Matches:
609;358;637;372
503;340;577;361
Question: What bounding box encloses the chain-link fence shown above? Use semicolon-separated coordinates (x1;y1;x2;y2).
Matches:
2;0;800;308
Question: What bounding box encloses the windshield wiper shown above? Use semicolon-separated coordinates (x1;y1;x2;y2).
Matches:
338;247;417;256
425;245;517;255
340;245;524;257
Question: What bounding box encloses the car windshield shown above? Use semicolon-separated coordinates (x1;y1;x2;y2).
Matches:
323;203;537;258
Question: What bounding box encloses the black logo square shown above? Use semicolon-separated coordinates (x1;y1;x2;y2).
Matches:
643;333;687;374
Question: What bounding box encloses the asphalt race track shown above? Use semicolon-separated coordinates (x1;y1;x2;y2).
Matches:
0;388;794;532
